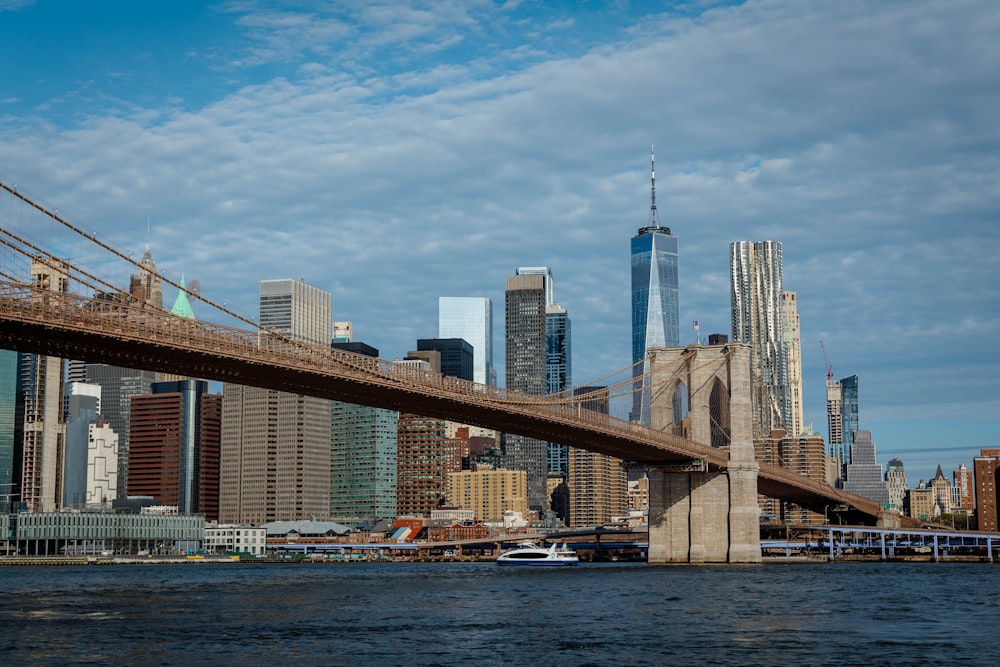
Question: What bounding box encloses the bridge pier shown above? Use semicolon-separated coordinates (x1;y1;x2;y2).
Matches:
646;344;761;564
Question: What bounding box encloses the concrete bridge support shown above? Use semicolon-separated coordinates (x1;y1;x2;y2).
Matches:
646;344;762;563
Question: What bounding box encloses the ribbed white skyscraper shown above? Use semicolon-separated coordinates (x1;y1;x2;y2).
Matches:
730;240;790;438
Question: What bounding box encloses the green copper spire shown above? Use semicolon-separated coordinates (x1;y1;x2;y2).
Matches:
171;273;196;320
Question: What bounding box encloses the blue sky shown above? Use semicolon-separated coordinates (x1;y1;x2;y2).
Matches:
2;0;998;486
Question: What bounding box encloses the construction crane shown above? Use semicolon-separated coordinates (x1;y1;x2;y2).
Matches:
820;340;833;381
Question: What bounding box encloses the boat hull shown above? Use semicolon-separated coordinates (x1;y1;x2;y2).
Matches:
496;559;578;567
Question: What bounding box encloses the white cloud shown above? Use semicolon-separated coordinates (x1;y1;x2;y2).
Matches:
2;0;998;469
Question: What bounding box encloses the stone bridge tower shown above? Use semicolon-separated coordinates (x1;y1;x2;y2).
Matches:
646;343;761;563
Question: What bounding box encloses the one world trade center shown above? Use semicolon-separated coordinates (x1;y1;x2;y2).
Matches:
631;147;679;424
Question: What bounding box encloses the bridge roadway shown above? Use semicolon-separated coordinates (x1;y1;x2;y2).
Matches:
0;281;888;520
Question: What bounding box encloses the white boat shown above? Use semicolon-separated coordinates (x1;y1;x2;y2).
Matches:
496;541;579;566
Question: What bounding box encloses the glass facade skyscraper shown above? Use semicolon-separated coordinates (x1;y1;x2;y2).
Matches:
0;349;18;511
438;297;494;386
546;304;571;478
330;401;398;525
631;148;679;424
839;374;859;464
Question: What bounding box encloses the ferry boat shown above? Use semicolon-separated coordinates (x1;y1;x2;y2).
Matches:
496;541;579;566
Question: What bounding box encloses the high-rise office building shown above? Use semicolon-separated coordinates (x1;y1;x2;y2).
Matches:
0;350;19;511
62;383;118;510
329;342;399;527
631;148;679;424
839;375;859;464
81;364;159;498
783;292;804;437
545;304;571;478
20;258;69;513
438;297;494;386
827;374;860;482
505;270;550;510
568;386;627;528
330;403;398;525
259;278;332;346
129;380;220;519
416;338;474;381
843;430;888;506
730;240;790;438
221;279;332;524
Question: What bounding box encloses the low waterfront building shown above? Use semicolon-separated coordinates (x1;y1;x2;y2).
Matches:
204;523;266;556
7;511;203;556
426;521;489;542
263;520;352;547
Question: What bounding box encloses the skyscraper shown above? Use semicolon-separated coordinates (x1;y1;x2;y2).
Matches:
839;375;859;465
128;245;163;310
62;383;118;510
631;147;679;424
130;380;220;519
730;240;790;437
438;297;494;386
82;364;159;497
545;303;571;478
783;291;804;437
505;271;549;509
20;258;69;513
396;413;448;517
329;342;398;527
0;350;19;511
825;376;844;485
330;401;398;526
221;279;332;524
843;430;888;506
417;338;474;381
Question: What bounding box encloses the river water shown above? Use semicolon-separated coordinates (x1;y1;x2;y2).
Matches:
1;561;998;666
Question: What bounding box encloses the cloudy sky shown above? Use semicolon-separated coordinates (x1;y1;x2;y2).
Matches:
2;0;997;484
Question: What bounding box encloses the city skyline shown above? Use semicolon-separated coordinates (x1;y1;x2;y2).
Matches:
1;1;997;485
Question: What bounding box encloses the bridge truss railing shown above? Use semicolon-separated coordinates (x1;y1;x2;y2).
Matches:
0;280;728;467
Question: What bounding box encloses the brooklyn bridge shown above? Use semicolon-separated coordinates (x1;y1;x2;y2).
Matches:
0;181;905;563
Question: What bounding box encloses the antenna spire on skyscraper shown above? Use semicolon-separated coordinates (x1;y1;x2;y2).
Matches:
649;144;658;228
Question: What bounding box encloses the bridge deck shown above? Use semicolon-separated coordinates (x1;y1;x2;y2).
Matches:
0;281;891;520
